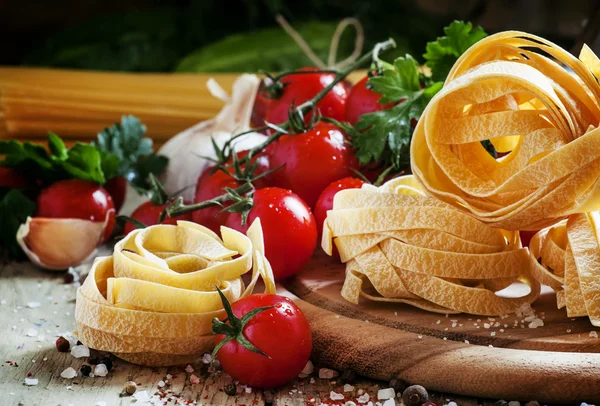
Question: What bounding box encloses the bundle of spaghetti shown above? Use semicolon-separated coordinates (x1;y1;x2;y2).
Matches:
529;213;600;326
411;31;600;231
0;67;239;142
75;219;275;366
321;175;540;316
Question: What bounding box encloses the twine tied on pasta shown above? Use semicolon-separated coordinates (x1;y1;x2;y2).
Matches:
322;176;540;316
75;220;275;366
411;31;600;231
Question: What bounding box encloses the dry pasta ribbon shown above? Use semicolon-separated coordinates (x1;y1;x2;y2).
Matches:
75;219;275;366
322;176;540;316
411;31;600;230
530;213;600;326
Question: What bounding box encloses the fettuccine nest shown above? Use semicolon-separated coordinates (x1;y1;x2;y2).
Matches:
322;176;540;316
530;214;600;326
411;31;600;230
75;220;275;366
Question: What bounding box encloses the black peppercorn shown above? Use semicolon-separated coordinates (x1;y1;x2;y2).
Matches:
80;364;92;377
224;383;236;396
402;385;429;406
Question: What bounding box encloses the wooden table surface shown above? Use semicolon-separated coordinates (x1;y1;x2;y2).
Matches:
0;254;525;406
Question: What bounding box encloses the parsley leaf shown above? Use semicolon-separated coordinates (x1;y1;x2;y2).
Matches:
0;190;36;259
424;20;487;82
0;136;107;184
95;115;168;192
352;55;442;171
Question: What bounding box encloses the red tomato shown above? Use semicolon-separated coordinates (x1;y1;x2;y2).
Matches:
313;177;365;235
36;179;116;242
192;169;239;234
265;68;350;125
192;151;270;233
214;294;312;388
104;176;127;213
251;82;273;127
344;76;395;125
0;167;36;189
225;188;317;280
124;201;193;235
268;122;359;208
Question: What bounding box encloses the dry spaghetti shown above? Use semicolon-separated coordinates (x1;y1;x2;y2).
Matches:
75;219;275;366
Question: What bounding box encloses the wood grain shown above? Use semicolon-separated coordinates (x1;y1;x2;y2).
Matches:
0;254;486;406
284;253;600;404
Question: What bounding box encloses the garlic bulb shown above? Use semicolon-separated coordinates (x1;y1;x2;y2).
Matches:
159;74;267;201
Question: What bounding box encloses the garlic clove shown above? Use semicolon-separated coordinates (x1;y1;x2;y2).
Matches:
16;211;112;271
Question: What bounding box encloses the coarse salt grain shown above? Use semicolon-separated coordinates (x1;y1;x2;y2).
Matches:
27;302;41;308
330;391;344;401
185;364;194;373
158;380;165;388
202;353;212;364
445;402;458;406
245;387;252;394
483;323;491;329
310;378;316;384
190;374;200;384
26;328;38;337
319;368;338;379
94;364;108;377
377;388;395;400
133;391;150;402
508;402;521;406
71;344;90;358
357;393;369;403
345;402;358;406
25;377;39;386
589;331;598;338
299;360;314;378
60;367;77;379
382;399;395;406
528;318;544;329
1;300;6;305
95;402;107;406
344;384;355;392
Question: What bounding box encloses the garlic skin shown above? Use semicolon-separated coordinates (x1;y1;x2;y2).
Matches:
159;74;267;201
16;211;112;271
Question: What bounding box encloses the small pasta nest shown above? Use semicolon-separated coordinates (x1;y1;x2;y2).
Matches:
322;176;540;316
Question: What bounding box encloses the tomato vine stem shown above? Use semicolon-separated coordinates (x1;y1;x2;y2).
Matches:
165;38;396;219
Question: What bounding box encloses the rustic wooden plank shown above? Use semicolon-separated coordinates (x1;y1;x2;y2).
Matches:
283;254;600;404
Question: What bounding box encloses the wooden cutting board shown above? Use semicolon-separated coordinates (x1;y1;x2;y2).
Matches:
282;253;600;404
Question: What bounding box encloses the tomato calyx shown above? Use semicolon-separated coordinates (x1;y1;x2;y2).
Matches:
212;287;273;361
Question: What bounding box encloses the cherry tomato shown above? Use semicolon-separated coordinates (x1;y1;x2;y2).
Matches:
251;82;273;127
0;167;36;189
268;122;359;208
104;176;127;213
313;177;366;235
265;68;350;125
225;188;317;280
214;294;312;388
124;201;193;235
36;179;116;242
192;151;269;233
344;76;395;125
